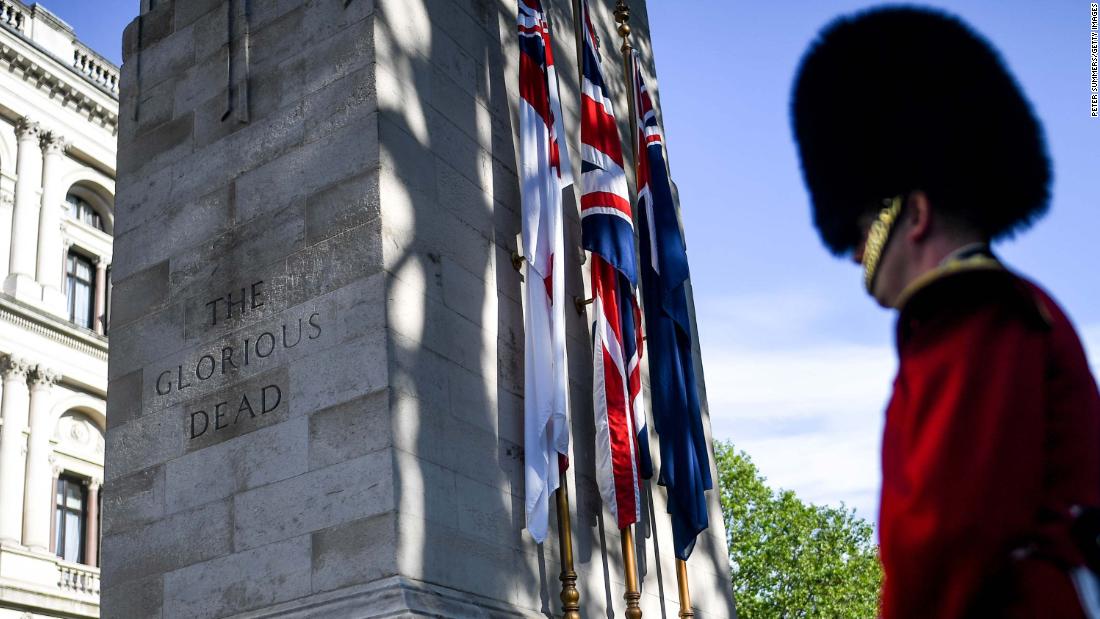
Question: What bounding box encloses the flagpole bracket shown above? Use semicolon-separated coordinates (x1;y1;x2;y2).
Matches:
574;296;594;315
510;251;526;273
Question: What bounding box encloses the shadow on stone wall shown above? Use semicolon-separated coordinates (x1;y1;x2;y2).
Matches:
373;0;551;613
374;0;693;616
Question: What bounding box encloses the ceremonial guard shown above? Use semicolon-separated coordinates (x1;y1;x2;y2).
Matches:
791;7;1100;618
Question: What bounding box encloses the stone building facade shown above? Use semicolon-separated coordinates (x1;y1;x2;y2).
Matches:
0;2;118;618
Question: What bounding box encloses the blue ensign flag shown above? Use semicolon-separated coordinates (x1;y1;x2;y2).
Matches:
632;53;712;560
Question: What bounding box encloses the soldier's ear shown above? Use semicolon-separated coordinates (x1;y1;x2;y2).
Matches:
904;191;933;243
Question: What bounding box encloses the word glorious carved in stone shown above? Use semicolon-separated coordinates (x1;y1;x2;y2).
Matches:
154;311;322;397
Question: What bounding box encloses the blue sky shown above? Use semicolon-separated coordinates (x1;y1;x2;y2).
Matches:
51;1;1099;523
37;1;129;64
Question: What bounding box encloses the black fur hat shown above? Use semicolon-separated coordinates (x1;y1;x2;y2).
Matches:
790;6;1051;256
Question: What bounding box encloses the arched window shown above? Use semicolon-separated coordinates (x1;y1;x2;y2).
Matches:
65;193;104;231
65;250;95;329
54;474;86;563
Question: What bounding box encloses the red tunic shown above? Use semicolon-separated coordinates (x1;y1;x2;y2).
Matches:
879;260;1100;618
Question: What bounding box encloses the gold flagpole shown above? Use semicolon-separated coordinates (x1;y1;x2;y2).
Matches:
556;471;581;618
676;559;695;618
572;0;646;616
614;0;638;167
572;0;584;81
612;2;697;618
621;525;643;619
537;4;585;615
613;2;646;618
612;2;645;618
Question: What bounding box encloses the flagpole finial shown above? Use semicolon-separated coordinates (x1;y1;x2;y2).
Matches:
615;0;640;194
614;0;632;53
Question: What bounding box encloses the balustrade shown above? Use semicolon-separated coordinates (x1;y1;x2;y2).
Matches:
0;1;26;32
72;46;119;94
57;560;100;596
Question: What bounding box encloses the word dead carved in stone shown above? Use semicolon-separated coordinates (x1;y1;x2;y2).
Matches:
189;384;282;439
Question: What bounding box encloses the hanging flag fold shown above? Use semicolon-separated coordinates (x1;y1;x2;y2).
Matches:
578;0;652;532
518;0;573;544
632;53;712;560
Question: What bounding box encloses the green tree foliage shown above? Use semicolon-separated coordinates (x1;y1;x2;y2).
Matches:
715;441;882;618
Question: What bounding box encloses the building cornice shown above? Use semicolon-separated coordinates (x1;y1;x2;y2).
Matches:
0;22;118;135
0;294;108;362
0;544;100;613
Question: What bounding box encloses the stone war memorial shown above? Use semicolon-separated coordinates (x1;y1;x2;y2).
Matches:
103;0;736;617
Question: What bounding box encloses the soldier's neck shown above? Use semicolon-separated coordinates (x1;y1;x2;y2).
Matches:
892;237;994;309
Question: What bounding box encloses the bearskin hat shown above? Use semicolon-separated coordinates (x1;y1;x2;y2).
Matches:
791;6;1051;256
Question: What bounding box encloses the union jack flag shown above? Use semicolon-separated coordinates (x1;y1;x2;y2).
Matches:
578;0;651;531
517;0;573;544
633;52;712;560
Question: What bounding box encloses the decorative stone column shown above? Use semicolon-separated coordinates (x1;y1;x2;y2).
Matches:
0;355;32;545
22;365;58;552
48;463;60;554
4;117;43;298
0;191;13;278
84;478;100;565
94;258;107;335
37;132;69;313
59;236;72;303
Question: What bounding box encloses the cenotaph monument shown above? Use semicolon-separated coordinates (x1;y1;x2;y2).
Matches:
102;0;736;617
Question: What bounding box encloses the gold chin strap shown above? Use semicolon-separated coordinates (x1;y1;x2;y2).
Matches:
862;196;903;292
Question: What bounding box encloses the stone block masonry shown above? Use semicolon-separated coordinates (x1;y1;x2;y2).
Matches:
103;0;736;617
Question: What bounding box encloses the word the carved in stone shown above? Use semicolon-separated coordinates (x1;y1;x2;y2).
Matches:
206;280;266;326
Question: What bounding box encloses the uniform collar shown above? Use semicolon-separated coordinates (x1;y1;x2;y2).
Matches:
940;242;994;265
894;244;1001;310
